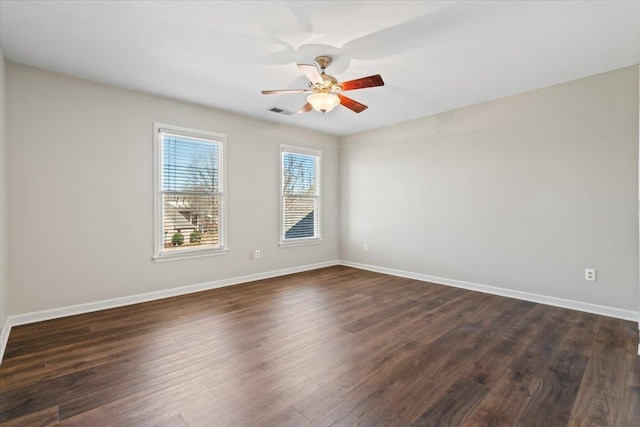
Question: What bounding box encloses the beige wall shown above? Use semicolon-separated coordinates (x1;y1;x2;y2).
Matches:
4;62;640;318
6;64;339;315
340;66;640;312
0;46;7;330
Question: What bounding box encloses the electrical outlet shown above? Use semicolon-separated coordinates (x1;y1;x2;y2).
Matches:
254;249;260;259
363;243;368;252
585;269;596;281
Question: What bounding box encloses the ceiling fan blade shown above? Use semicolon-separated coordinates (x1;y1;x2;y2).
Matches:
340;74;384;91
297;103;313;114
297;64;323;84
338;94;368;113
261;89;309;95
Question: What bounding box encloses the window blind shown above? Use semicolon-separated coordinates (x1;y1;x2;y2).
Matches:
282;150;319;241
160;132;223;251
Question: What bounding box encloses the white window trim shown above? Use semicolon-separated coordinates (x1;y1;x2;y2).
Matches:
152;122;229;262
279;145;323;247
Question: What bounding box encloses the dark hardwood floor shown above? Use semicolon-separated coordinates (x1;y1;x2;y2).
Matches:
1;266;638;426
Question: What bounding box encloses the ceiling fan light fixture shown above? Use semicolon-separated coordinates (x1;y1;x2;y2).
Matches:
307;92;340;113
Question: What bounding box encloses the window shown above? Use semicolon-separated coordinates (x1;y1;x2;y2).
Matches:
280;146;322;246
153;123;227;261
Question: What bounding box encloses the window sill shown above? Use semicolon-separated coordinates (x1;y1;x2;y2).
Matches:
279;238;324;248
153;248;229;263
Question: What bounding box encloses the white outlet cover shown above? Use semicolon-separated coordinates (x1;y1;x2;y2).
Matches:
585;269;596;281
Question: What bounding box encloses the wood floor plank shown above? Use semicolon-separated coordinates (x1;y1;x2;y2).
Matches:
57;352;212;420
261;405;310;427
3;326;92;360
463;305;575;426
0;266;637;426
301;327;416;387
467;368;543;427
299;321;494;425
0;405;59;427
341;299;421;333
465;300;539;388
623;351;640;426
397;295;478;344
306;392;409;427
0;368;97;422
559;311;601;356
59;380;215;427
415;377;490;426
390;321;503;421
1;328;178;390
595;317;638;353
293;339;430;423
516;349;588;426
568;342;629;426
150;413;188;427
181;375;318;426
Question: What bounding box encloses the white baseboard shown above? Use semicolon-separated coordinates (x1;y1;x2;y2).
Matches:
2;258;638;364
340;260;639;322
0;260;339;365
0;319;11;366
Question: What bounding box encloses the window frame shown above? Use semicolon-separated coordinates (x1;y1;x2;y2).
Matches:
153;122;228;262
279;145;323;247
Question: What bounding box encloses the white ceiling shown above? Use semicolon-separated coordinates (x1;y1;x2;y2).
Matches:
1;1;639;136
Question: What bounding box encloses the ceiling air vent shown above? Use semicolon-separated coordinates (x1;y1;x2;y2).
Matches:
268;107;294;116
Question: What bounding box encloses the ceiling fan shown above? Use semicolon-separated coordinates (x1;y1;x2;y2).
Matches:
261;55;384;114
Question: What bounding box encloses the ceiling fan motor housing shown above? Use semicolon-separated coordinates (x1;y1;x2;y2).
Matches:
311;56;341;93
314;55;333;70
